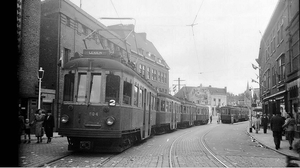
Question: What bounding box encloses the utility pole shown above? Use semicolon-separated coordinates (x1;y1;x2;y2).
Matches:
174;78;185;93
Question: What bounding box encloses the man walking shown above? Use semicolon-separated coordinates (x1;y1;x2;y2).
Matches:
270;112;285;150
261;114;269;133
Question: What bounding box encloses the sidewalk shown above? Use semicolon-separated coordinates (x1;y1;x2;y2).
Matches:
19;132;71;167
247;128;299;158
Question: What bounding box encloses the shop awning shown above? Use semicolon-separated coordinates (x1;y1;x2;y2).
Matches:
262;90;286;101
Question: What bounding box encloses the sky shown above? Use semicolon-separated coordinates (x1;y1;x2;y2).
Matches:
70;0;278;95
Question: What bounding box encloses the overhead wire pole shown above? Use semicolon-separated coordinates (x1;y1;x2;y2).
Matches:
174;78;185;93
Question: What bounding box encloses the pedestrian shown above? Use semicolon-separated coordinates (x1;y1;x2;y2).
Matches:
261;114;269;133
210;114;212;124
270;112;285;150
34;109;46;143
217;112;221;124
254;115;261;133
18;112;25;144
282;113;296;150
231;113;235;124
23;119;32;143
43;110;54;143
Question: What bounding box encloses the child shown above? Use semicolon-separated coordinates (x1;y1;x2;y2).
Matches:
24;119;32;143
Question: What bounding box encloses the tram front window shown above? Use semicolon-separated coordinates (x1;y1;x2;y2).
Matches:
63;73;74;101
105;74;120;103
77;73;87;102
90;74;101;103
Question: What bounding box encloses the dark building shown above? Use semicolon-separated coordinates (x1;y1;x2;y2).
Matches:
17;0;41;122
257;0;299;136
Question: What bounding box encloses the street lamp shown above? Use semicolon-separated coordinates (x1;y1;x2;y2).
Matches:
38;67;44;109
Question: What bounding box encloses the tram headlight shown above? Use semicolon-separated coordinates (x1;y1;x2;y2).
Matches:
61;114;69;123
106;116;115;126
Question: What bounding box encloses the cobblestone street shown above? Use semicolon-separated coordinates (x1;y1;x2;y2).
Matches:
18;120;298;167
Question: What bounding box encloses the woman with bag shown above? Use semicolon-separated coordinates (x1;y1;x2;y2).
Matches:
34;109;46;143
283;113;296;150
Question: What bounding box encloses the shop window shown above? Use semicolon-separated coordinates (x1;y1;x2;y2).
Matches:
89;74;101;103
105;74;120;103
123;81;132;105
63;73;74;101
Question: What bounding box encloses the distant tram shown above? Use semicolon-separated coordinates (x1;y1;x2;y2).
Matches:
220;106;249;123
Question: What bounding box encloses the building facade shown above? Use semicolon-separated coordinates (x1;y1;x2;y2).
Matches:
174;85;227;116
40;0;169;129
17;0;41;123
257;0;299;136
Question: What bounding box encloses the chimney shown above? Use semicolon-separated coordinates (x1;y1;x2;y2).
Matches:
209;85;211;87
225;87;227;93
138;33;147;41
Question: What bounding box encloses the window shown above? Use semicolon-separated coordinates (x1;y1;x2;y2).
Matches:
272;67;276;86
82;25;88;35
63;73;75;101
161;100;165;111
64;48;71;64
139;88;143;107
278;54;285;81
77;73;87;102
105;74;120;103
66;17;71;27
134;86;139;106
89;74;101;103
151;69;154;80
147;67;150;79
123;81;132;105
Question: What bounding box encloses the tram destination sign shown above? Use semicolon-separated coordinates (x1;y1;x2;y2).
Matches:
83;49;110;57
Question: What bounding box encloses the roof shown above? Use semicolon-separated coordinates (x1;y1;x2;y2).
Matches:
174;85;227;99
174;86;195;99
108;24;169;69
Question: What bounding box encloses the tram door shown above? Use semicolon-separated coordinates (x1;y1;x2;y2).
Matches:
142;89;150;139
170;101;175;130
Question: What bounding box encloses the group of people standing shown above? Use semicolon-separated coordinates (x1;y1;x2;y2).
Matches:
252;112;296;150
19;109;54;144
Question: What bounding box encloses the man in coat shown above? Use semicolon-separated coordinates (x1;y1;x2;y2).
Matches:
270;112;285;150
261;114;269;133
43;110;55;143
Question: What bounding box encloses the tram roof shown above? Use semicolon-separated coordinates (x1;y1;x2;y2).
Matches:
64;56;157;91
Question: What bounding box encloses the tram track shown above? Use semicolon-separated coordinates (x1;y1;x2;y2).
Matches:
168;125;232;168
40;151;116;167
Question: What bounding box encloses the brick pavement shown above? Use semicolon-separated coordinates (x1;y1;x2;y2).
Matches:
19;132;71;167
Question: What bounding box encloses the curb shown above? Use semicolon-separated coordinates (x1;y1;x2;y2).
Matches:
246;130;290;157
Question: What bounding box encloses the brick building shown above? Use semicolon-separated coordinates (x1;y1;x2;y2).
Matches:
108;24;170;94
257;0;299;136
17;0;41;122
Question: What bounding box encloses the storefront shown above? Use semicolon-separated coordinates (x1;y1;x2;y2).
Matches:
262;90;287;118
287;79;300;138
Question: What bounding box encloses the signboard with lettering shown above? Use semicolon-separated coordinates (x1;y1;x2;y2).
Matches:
83;49;110;57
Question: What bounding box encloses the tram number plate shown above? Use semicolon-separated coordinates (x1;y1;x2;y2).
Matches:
80;141;91;150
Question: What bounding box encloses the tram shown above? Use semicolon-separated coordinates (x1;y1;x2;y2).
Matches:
58;49;211;152
220;106;249;123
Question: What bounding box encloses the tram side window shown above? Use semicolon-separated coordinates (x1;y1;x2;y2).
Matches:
161;100;165;111
133;86;138;106
63;73;75;101
105;74;120;103
77;73;87;102
90;74;101;103
123;81;132;105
